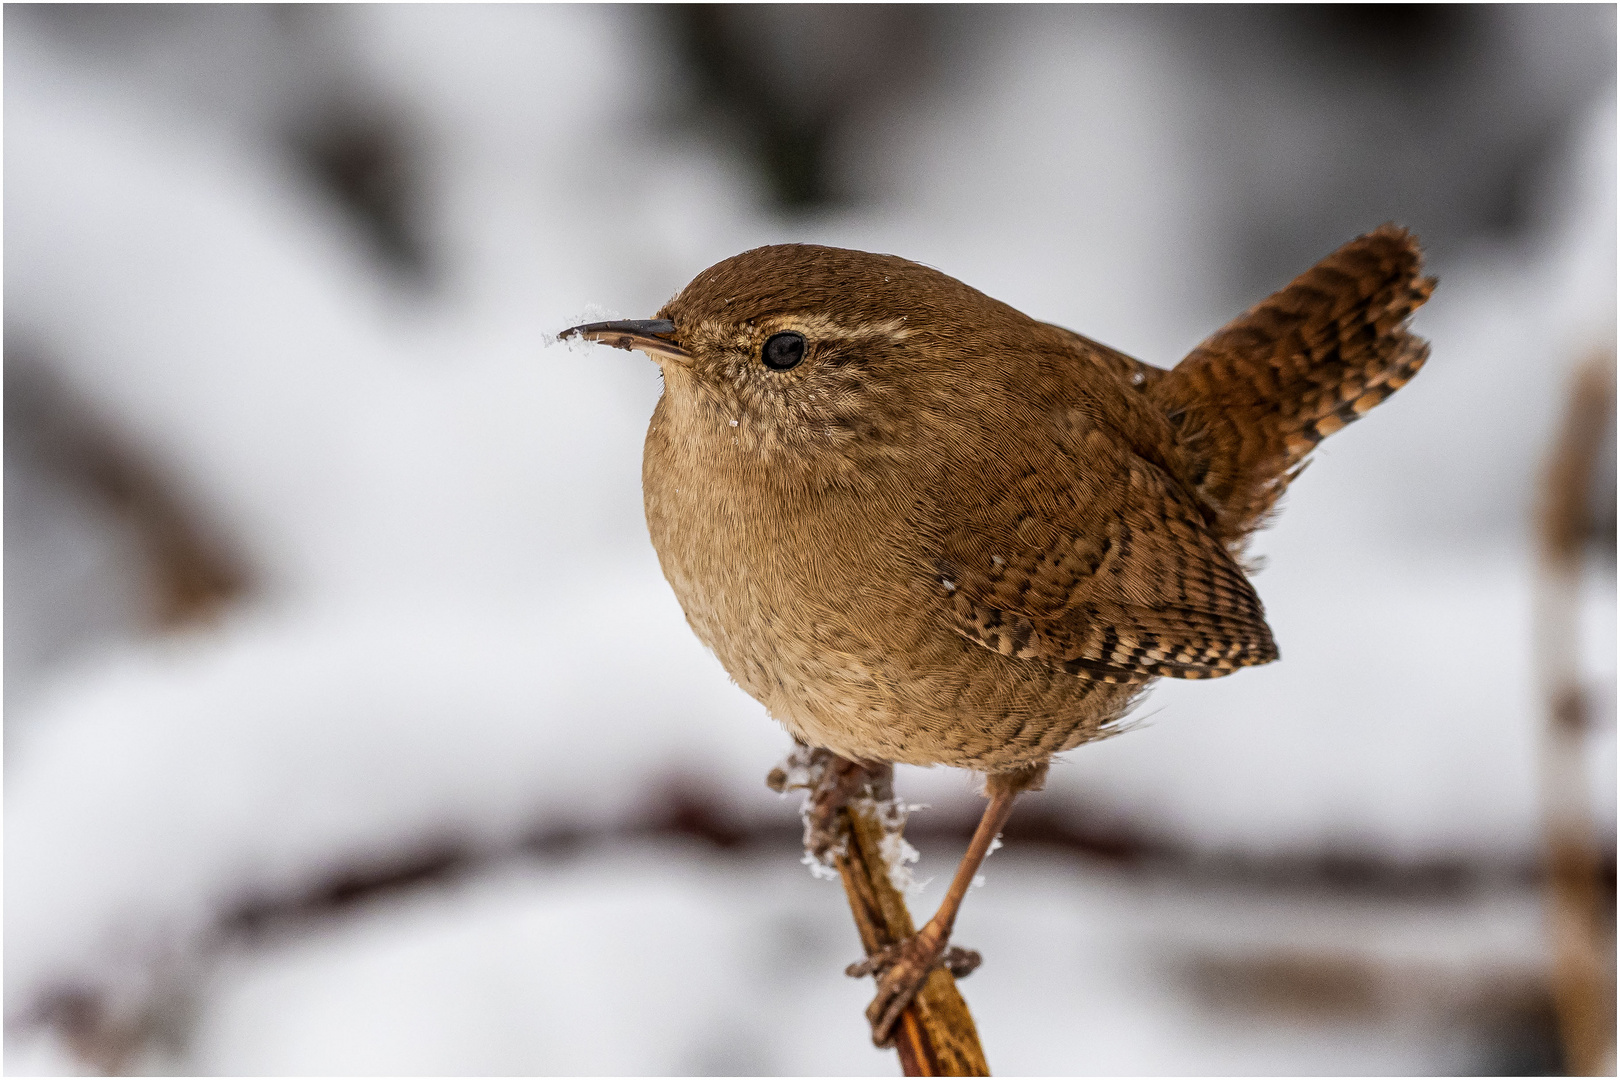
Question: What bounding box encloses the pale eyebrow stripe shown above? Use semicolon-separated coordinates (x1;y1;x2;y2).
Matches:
793;314;911;342
690;315;912;346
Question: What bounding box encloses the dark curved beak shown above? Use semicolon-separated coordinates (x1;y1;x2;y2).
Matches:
555;319;690;366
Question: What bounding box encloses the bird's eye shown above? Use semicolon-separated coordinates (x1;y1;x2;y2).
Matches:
762;332;805;371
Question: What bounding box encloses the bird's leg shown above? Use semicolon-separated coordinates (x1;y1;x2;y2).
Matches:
847;761;1047;1046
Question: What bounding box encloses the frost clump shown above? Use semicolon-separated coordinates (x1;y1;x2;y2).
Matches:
865;794;932;898
800;849;841;882
767;743;930;892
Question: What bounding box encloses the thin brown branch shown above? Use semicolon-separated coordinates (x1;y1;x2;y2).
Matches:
835;779;990;1076
769;746;988;1073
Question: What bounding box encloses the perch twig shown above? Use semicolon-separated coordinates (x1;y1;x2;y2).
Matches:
771;749;989;1075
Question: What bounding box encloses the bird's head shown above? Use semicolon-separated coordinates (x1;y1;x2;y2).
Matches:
559;244;1047;474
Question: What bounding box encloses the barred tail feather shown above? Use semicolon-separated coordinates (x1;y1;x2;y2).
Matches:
1155;224;1435;545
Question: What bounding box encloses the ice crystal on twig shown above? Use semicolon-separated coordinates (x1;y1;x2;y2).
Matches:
856;790;931;897
767;743;931;890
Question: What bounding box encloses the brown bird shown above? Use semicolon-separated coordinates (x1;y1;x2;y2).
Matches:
560;225;1433;1044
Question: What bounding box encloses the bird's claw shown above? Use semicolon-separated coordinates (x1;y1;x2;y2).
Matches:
845;931;980;1046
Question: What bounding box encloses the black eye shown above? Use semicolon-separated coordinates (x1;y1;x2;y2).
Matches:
762;332;805;371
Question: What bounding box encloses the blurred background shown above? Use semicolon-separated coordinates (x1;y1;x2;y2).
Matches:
5;4;1615;1075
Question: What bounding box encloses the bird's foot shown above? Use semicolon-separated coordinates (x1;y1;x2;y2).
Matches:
845;927;981;1046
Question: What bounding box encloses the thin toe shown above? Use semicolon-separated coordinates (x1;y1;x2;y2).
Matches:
944;945;982;978
845;940;902;979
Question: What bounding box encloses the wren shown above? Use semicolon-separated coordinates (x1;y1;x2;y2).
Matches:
560;225;1434;1043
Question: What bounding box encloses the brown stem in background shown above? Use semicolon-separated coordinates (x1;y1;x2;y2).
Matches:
1534;353;1616;1076
6;351;250;630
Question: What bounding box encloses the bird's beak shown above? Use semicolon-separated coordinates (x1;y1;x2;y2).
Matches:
555;318;691;366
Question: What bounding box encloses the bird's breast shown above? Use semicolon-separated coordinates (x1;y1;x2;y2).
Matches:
640;393;930;751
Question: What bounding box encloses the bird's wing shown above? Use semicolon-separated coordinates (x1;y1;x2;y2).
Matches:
924;413;1278;683
1040;323;1171;395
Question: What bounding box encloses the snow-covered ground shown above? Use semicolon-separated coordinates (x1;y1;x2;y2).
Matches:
6;6;1613;1074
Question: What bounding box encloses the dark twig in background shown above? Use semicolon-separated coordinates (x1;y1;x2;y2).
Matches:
23;781;1597;1072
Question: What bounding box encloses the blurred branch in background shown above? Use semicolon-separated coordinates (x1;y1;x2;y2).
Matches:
657;4;1614;300
1167;4;1612;294
660;4;940;212
4;348;250;710
285;104;429;288
1534;353;1618;1076
24;781;1588;1073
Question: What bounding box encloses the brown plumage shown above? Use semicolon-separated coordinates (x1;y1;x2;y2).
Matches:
1153;225;1435;544
560;224;1433;1043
